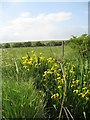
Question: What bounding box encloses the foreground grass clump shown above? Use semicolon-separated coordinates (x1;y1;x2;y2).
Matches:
2;79;45;119
21;52;90;119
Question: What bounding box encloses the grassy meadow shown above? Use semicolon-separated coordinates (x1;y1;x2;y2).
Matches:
1;42;90;119
2;45;78;67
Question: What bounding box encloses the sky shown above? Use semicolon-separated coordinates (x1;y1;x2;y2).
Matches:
0;1;89;43
0;0;89;2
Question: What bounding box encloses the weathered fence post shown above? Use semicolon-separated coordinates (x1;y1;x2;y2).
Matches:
62;41;64;57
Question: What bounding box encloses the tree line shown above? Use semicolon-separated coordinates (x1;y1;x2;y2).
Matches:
0;41;67;48
1;34;90;60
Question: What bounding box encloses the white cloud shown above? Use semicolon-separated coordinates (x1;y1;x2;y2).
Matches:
36;12;72;22
1;11;87;43
0;12;73;43
20;12;30;17
12;12;72;24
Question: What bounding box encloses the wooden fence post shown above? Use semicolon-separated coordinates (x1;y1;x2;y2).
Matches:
62;41;64;57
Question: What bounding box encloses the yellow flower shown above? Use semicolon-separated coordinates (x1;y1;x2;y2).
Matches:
71;84;75;88
47;57;54;63
53;58;55;61
54;70;57;73
51;93;59;99
32;54;36;58
86;97;89;102
82;94;85;98
58;86;62;89
76;80;80;84
48;71;52;74
51;66;54;71
70;70;74;74
86;90;90;93
79;93;85;98
31;50;35;53
85;90;90;96
30;57;33;61
22;56;27;60
27;61;33;65
57;73;60;77
40;56;44;61
43;71;47;77
84;81;87;85
57;77;61;80
78;93;82;96
23;60;27;64
54;63;59;68
23;66;27;69
39;90;42;93
72;81;75;84
82;87;87;91
47;57;52;60
40;52;43;55
43;93;46;97
73;89;79;94
58;69;61;72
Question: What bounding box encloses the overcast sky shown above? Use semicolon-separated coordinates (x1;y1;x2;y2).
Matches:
0;1;89;43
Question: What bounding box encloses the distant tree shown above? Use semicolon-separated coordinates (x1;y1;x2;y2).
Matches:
47;41;56;46
23;42;31;47
46;41;62;46
12;42;24;48
3;43;10;48
35;41;45;46
55;41;62;46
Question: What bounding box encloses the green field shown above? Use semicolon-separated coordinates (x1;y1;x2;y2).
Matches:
1;44;90;119
2;45;79;67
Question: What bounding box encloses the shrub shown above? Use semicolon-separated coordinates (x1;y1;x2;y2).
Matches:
70;34;90;59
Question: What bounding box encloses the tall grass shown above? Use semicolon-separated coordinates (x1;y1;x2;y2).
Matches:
2;79;45;119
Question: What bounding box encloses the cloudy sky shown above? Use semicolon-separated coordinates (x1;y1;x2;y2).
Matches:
0;1;89;43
